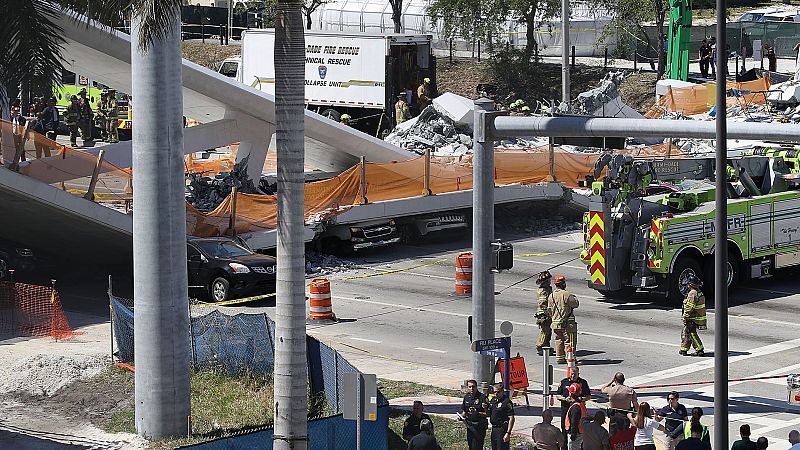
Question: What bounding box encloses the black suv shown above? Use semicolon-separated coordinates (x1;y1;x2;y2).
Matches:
0;238;35;280
187;237;277;302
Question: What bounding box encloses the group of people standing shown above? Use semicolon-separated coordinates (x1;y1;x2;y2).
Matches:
4;97;59;169
64;87;119;147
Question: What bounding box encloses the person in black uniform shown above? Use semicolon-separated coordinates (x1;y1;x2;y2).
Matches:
407;419;443;450
403;400;432;442
488;382;515;450
460;379;489;450
557;367;591;450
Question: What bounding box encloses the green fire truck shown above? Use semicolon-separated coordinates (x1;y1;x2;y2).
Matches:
579;148;800;303
52;70;132;140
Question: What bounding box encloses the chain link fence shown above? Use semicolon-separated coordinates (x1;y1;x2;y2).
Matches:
109;292;389;449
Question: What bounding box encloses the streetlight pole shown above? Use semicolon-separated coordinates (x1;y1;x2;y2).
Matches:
714;0;729;448
472;98;496;386
561;0;570;106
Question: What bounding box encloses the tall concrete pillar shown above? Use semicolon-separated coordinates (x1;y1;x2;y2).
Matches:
131;9;191;439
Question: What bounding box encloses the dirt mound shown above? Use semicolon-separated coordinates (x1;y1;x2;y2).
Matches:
182;42;240;71
619;72;659;114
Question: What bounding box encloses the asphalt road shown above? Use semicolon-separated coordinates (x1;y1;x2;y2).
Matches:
296;229;800;450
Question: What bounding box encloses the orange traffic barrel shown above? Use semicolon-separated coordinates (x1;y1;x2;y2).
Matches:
308;278;335;321
455;252;473;296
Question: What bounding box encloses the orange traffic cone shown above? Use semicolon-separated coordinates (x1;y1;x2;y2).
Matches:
566;345;577;378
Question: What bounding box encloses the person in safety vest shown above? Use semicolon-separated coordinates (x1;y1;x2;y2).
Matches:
551;275;579;364
679;274;706;357
535;270;554;356
417;77;432;110
565;382;587;450
339;113;352;126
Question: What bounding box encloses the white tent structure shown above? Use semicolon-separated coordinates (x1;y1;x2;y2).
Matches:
310;0;616;57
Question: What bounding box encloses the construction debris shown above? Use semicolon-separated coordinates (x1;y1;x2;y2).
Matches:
384;104;474;156
185;156;257;212
305;252;359;275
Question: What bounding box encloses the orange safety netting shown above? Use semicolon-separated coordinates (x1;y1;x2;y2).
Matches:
1;118;131;185
0;281;79;340
186;143;684;237
645;76;772;117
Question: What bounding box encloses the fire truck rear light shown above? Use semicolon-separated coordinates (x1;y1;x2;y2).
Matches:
664;213;673;218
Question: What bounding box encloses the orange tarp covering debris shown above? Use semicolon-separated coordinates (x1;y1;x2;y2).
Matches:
1;119;130;184
187;143;684;237
645;76;772;117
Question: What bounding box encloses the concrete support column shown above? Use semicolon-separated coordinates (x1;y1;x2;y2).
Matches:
472;98;496;385
131;10;191;439
236;125;274;187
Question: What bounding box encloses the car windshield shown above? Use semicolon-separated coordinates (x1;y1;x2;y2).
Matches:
196;240;253;258
219;62;238;78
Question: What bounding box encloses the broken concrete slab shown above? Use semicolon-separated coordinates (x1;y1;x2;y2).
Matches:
432;92;475;128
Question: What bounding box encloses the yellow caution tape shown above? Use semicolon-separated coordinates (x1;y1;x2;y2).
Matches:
514;245;582;258
192;291;276;308
192;245;581;308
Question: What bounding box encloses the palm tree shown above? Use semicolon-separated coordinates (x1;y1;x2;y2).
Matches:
272;0;308;448
2;1;190;439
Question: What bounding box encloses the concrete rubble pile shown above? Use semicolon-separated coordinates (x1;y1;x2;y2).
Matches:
305;252;358;275
384;104;474;156
574;71;629;115
384;92;549;155
185;156;257;212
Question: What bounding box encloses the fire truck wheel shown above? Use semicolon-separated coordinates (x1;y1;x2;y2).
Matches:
669;257;702;306
703;252;739;294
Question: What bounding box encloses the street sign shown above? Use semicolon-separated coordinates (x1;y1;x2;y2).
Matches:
500;320;514;336
343;373;377;421
470;336;511;352
480;348;506;358
497;356;530;390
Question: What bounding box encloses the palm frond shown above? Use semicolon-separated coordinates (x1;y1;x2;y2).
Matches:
0;0;68;106
128;0;184;50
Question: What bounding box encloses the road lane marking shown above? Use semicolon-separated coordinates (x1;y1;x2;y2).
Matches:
415;347;447;354
708;312;800;328
626;337;800;387
331;295;679;348
751;416;800;436
351;337;381;344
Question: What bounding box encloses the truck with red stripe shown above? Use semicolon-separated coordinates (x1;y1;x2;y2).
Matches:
578;149;800;303
218;29;435;136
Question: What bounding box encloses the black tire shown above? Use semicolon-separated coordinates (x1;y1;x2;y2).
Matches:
704;251;740;294
602;285;637;300
209;277;230;302
668;257;703;306
400;224;421;244
320;109;341;122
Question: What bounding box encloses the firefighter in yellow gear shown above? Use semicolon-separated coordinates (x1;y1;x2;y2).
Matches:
95;91;109;141
77;88;93;144
417;77;432;110
106;89;120;143
535;271;554;356
395;93;411;126
64;96;82;147
550;275;579;364
680;274;706;356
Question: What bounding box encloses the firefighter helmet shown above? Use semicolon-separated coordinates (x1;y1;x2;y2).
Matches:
554;275;566;284
535;270;552;286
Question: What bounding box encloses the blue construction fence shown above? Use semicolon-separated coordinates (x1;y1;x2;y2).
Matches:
109;295;389;449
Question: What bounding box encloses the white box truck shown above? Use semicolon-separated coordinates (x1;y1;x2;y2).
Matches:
218;29;436;136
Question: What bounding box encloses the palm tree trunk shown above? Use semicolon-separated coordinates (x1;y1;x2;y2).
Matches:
273;1;308;449
131;6;191;439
